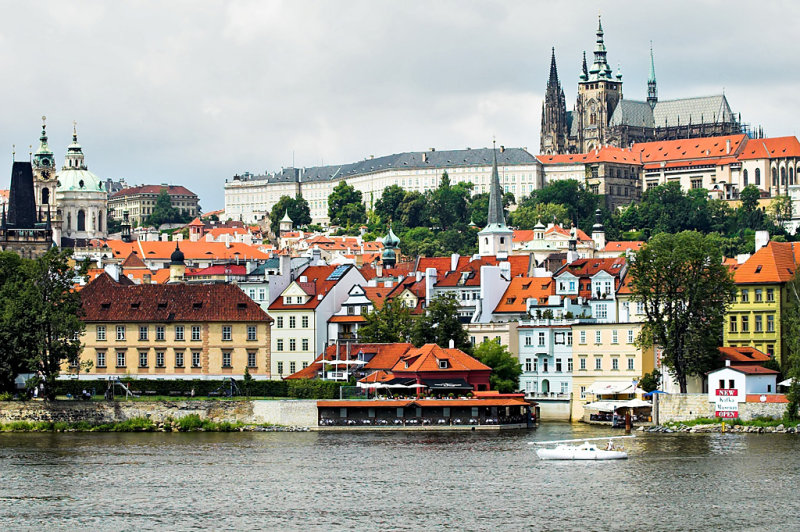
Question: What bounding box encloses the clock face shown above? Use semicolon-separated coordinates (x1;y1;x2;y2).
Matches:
41;170;51;180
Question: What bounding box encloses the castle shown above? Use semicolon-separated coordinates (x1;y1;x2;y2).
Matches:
540;17;746;155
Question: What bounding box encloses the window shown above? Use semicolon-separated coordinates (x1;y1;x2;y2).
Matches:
156;351;165;368
302;339;309;351
580;358;586;370
525;359;532;372
611;330;618;344
277;317;283;328
176;351;185;368
740;289;749;302
729;379;735;389
116;325;126;341
767;289;775;302
729;315;737;333
175;325;184;341
767;314;775;332
690;177;702;189
289;316;296;329
569;281;576;291
116;350;126;368
755;315;763;332
755;168;761;185
567;331;572;346
222;351;232;368
595;330;602;344
247;326;257;341
525;335;532;346
192;351;201;368
222;325;232;341
302;316;309;328
96;351;106;368
596;304;608;319
139;326;148;341
580;386;587;399
538;332;545;347
258;288;266;301
636;302;645;315
556;359;562;372
277;339;284;351
627;329;634;344
554;332;565;345
561;382;570;394
289;361;296;374
347;306;355;315
249;289;256;299
595;357;602;370
612;358;619;370
533;358;538;372
568;358;573;372
741;315;749;332
627;358;635;371
97;325;106;341
156;326;165;341
543;359;549;373
289;339;296;351
579;331;586;344
192;326;201;341
755;289;763;303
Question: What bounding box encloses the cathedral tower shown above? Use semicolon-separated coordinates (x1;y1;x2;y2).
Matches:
32;116;56;211
540;48;569;155
647;43;658;109
575;15;623;152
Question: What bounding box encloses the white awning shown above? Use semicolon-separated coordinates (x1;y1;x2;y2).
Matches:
586;381;637;395
778;378;796;387
583;399;652;412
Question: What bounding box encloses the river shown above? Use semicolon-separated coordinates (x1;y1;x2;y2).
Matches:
0;424;798;531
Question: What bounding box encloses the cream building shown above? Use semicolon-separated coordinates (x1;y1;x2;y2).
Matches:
70;271;273;380
109;185;199;226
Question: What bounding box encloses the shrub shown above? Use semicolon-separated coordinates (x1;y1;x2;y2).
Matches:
53;422;70;432
176;414;204;431
0;392;13;401
55;379;288;398
114;417;155;432
286;379;342;399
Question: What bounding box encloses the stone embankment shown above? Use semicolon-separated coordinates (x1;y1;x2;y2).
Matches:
642;424;799;434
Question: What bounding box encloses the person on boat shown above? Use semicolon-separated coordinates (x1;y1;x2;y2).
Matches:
605;441;614;451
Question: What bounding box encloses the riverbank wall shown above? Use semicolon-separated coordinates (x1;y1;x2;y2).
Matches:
655;394;787;423
0;400;319;427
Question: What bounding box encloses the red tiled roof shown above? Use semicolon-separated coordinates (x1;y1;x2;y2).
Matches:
427;255;530;288
545;224;592;242
602;241;644;252
284;343;415;380
726;365;779;375
718;347;771;364
268;265;360;311
733;241;799;284
513;230;535;243
391;344;490;373
105;240;270;261
329;315;366;323
745;394;788;403
188;218;205;227
737;137;800;161
633;134;748;164
120;251;148;269
186;264;246;276
363;286;392;309
494;276;554;313
111;184;196;199
537;146;641;165
81;273;271;323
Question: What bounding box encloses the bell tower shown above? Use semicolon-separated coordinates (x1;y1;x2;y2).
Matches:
32;116;56;210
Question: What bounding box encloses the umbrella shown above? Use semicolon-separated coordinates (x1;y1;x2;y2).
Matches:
408;384;427;389
643;390;668;397
778;378;796;387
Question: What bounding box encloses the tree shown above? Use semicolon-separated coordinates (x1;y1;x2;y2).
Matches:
410;293;470;351
358;298;414;343
397;191;429;228
375;185;406;224
0;252;30;392
146;189;190;227
328;181;366;227
629;231;736;393
783;271;800;422
269;194;311;232
639;369;662;393
472;341;522;393
769;195;793;228
509;202;569;229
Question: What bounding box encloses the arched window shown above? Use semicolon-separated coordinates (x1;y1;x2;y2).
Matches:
743;169;748;187
98;212;103;233
755;168;761;186
772;167;778;186
41;188;49;205
790;167;795;186
67;212;72;230
77;210;86;232
91;212;96;231
781;167;786;185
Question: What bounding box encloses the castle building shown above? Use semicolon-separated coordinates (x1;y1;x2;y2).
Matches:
0;161;54;258
541;17;744;155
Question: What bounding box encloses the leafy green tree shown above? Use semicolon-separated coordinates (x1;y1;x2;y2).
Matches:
397;191;428;228
639;369;662;393
358;298;414;343
784;271;800;422
328;181;366;227
400;227;438;257
472;341;522;393
269;194;311;232
509;202;570;229
375;185;407;224
429;172;468;230
769;195;793;228
410;293;470;351
146;189;191;227
526;179;600;231
629;231;736;393
0;252;30;392
468;193;489;227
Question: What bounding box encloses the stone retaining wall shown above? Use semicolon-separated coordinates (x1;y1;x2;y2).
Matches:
656;394;788;422
0;399;319;427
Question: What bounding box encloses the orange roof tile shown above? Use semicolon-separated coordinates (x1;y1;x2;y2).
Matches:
733;241;798;284
329;315;366;323
726;365;778;375
602;241;644;252
285;343;415;380
391;344;490;373
537;145;641;165
269;265;358;311
718;347;771;364
633;134;748;164
494;276;555;313
105;240;270;261
737;136;800;161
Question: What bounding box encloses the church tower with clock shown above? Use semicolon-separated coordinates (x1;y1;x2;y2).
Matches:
32;116;57;212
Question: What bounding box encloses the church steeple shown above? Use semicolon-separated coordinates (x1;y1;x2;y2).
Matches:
547;47;559;90
647;42;658;109
579;51;588;82
63;121;87;171
32;116;54;170
478;142;513;257
588;15;613;81
540;48;569;154
486;143;504;228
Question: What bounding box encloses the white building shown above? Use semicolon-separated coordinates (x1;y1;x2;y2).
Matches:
707;364;779;402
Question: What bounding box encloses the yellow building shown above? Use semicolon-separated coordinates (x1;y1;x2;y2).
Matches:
570;322;655;420
724;241;798;364
67;272;272;379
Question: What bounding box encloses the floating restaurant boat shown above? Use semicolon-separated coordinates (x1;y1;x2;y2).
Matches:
532;436;633;460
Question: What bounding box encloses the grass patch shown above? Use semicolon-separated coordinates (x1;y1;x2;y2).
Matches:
665;416;800;429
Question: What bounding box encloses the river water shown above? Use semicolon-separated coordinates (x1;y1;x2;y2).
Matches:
0;424;798;531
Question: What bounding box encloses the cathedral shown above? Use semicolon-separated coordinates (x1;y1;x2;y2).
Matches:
540;17;745;155
31;118;108;247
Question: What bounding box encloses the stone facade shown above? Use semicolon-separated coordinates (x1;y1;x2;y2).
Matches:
655;393;788;423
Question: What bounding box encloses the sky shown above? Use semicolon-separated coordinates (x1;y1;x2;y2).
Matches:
1;1;798;210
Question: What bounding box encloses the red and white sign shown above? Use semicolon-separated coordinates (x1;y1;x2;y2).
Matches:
715;389;739;418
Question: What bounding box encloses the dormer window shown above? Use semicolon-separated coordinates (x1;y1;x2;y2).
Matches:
438;359;449;369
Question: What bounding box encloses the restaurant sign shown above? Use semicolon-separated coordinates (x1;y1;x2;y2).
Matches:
715;389;739;418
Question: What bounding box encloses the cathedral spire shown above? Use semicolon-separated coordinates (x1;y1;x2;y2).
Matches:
580;51;588;82
589;15;613;81
486;141;505;228
647;42;658;109
547;47;559;90
478;141;512;257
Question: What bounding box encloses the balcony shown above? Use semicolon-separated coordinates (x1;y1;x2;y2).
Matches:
337;333;359;342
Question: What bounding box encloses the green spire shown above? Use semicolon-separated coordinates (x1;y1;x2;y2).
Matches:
32;115;54;169
648;42;656;83
647;42;658;108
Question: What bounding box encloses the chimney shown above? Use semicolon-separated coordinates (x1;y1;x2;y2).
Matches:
754;230;769;252
726;139;731;154
449;339;455;349
104;263;121;282
376;262;383;278
450;253;460;272
725;359;730;367
422;153;427;163
312;247;322;265
415;271;423;282
279;254;291;276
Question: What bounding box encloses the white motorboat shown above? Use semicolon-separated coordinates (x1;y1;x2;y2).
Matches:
531;436;632;460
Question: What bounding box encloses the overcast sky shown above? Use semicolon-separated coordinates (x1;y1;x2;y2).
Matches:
2;1;798;210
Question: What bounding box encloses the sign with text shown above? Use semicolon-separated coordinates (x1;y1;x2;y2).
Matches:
715;389;739;418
